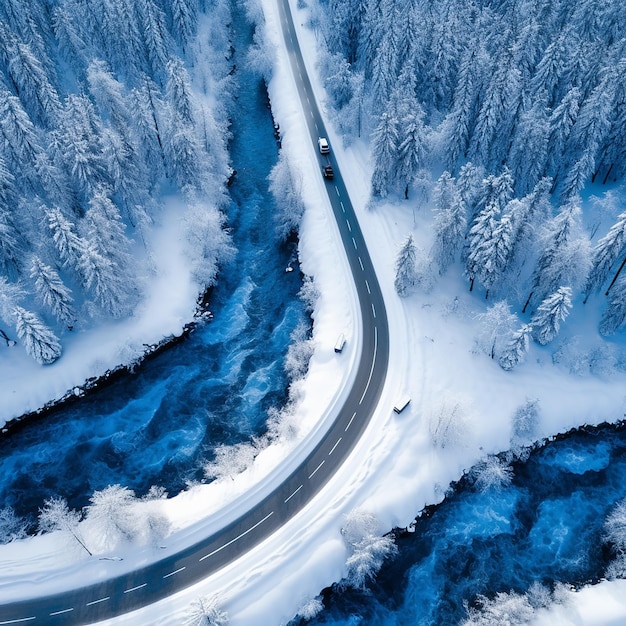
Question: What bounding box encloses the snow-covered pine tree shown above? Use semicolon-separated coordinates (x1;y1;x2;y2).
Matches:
13;305;62;364
130;76;166;177
498;323;533;371
600;274;626;336
529;33;567;107
545;87;580;183
469;47;522;170
507;96;549;196
46;208;84;269
370;110;399;198
465;172;514;295
171;0;197;53
394;234;417;297
77;241;131;318
30;257;75;326
440;42;485;171
530;286;573;345
584;210;626;302
431;171;467;274
4;29;61;127
397;106;427;199
135;0;171;77
0;88;42;172
523;197;591;312
165;57;194;125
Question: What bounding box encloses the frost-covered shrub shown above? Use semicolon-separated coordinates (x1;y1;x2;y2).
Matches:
474;301;517;360
0;506;27;544
38;497;91;555
285;321;314;381
471;456;513;492
464;582;568;625
184;595;229;626
269;152;305;241
83;484;139;551
295;595;324;621
298;274;319;313
429;397;471;449
604;499;626;579
340;510;397;590
204;442;258;481
510;399;540;449
462;590;535;625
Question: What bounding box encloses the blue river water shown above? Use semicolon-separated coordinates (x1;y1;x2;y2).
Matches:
0;8;307;526
289;425;626;625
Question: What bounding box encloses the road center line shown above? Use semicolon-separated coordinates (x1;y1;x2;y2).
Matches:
86;596;110;607
50;608;74;616
359;326;378;406
346;219;352;232
163;566;186;579
340;201;345;213
284;484;303;503
365;279;371;294
308;460;325;479
358;256;364;271
345;412;357;431
352;237;357;249
0;618;36;624
335;185;340;196
329;437;342;455
371;303;376;318
124;583;147;594
200;511;274;562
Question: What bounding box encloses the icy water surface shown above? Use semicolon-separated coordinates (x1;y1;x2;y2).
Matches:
292;425;626;625
0;10;307;524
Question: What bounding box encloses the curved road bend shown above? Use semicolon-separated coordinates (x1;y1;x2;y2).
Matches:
0;2;390;624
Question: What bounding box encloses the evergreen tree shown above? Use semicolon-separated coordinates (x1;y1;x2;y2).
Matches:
0;88;41;171
529;34;567;107
370;110;399;198
394;234;418;297
499;324;532;371
524;198;591;312
431;172;467;274
546;87;580;182
77;241;132;318
507;97;549;196
46;208;84;269
13;305;62;365
469;48;522;169
397;106;427;199
530;287;573;345
166;57;194;125
441;43;486;171
30;257;75;326
584;210;626;302
171;0;197;52
600;275;626;336
135;0;171;77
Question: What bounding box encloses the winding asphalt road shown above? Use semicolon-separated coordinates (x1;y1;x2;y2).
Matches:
0;1;390;624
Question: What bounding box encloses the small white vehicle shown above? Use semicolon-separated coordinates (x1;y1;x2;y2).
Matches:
318;137;330;154
334;333;346;353
393;395;411;414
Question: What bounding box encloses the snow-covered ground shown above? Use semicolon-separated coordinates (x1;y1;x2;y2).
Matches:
1;0;626;624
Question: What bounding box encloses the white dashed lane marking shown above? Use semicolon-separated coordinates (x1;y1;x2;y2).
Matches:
308;460;325;480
